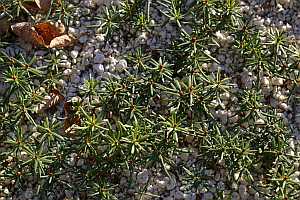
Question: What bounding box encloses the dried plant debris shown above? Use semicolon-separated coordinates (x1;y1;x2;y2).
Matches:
37;89;65;112
11;21;75;48
23;0;60;14
63;101;81;135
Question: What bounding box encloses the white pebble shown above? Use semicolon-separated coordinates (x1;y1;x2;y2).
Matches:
63;69;73;76
138;32;148;44
68;27;79;37
156;179;167;189
279;102;289;111
4;188;9;195
70;50;79;59
215;31;226;41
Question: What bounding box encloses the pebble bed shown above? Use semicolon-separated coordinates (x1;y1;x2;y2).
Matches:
0;0;300;199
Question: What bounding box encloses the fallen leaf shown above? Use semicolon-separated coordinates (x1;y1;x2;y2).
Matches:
63;102;81;134
44;89;65;110
36;89;64;113
11;22;45;46
11;21;75;48
34;22;63;45
49;34;75;48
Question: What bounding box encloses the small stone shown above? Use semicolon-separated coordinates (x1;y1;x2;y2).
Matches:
68;153;76;166
279;102;289;111
35;50;47;56
116;59;127;69
63;69;73;76
215;31;226;41
254;192;260;199
58;79;67;87
70;50;79;59
79;35;88;43
71;75;81;84
113;35;119;41
4;188;9;195
138;32;148;43
156;180;166;189
61;55;68;60
68;27;79;37
96;34;106;42
232;192;240;200
93;64;104;74
239;184;248;199
94;52;105;63
77;159;84;166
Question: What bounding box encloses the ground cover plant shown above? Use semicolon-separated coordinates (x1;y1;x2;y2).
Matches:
0;0;300;199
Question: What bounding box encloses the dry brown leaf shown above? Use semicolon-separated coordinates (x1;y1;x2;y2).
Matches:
11;21;74;48
63;102;81;135
49;34;75;48
44;89;65;110
11;22;45;46
34;22;62;45
36;89;64;113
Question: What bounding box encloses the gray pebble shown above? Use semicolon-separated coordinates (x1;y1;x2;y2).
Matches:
94;52;105;63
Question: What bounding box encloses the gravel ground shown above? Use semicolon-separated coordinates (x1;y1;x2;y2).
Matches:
0;0;300;199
